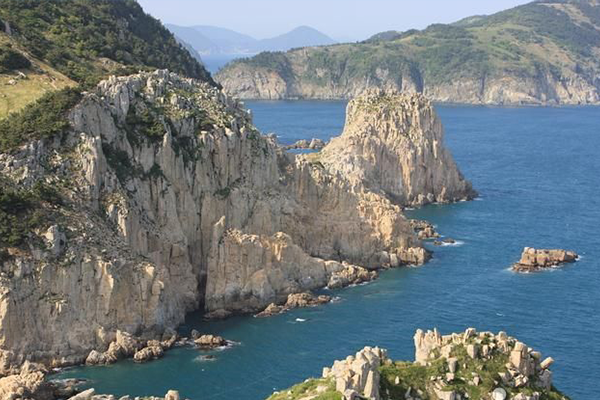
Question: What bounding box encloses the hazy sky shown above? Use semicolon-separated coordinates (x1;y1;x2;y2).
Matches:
138;0;532;41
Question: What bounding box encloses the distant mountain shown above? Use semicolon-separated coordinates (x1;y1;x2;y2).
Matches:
256;26;336;52
165;24;336;55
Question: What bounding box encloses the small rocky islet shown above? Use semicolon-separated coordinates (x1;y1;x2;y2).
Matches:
511;248;578;273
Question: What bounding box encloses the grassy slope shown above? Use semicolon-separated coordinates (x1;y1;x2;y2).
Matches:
0;0;214;119
219;0;600;89
0;33;75;119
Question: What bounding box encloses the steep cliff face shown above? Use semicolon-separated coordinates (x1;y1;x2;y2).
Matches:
216;59;600;105
0;71;449;372
216;1;600;105
319;90;475;206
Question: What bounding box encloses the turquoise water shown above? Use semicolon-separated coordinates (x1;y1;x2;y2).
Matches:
55;102;600;400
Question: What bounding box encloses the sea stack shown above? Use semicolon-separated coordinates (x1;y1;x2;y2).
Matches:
512;247;578;272
319;89;476;207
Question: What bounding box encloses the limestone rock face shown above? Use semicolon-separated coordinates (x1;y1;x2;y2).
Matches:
320;90;476;207
322;347;388;400
0;70;448;372
512;248;578;272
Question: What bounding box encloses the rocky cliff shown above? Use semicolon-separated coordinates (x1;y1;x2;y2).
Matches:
319;90;475;206
267;328;569;400
0;70;474;374
216;1;600;105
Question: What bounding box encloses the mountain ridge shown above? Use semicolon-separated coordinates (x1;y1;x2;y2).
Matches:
166;24;336;55
216;0;600;105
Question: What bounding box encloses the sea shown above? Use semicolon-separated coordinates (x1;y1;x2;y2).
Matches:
54;101;600;400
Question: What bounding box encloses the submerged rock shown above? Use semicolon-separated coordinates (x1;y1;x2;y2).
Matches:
512;247;578;272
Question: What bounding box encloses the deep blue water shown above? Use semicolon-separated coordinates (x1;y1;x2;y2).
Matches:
55;102;600;400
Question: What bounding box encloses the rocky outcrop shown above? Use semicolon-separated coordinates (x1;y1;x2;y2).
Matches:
284;138;326;151
319;90;476;207
512;248;578;272
268;328;568;400
85;329;177;365
0;70;461;373
322;347;388;400
255;292;332;317
410;220;440;240
193;334;228;349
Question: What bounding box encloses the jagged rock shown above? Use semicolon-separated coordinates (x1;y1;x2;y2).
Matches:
42;225;67;256
317;90;476;207
447;358;458;373
164;390;180;400
466;344;478;359
284;138;326;150
327;264;378;289
133;346;164;363
323;347;387;400
512;248;578;272
410;220;440;240
194;335;227;348
0;371;51;400
540;357;554;370
69;388;96;400
256;292;331;317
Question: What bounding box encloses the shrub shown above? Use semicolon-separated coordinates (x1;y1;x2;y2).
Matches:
0;45;31;72
0;87;82;152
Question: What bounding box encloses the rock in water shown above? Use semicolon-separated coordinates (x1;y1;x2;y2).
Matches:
319;89;476;207
512;247;578;272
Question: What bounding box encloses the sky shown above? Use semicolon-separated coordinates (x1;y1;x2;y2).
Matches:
137;0;533;41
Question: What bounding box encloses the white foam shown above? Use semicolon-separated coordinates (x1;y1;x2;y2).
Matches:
194;355;217;363
441;240;465;247
295;318;306;322
474;197;484;201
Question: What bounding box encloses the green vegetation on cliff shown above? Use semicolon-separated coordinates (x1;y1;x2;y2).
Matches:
0;0;213;87
217;0;600;104
0;179;61;249
0;87;82;153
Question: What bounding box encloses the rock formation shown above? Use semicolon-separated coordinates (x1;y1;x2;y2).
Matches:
0;70;467;374
319;90;476;206
284;138;326;151
322;347;388;400
267;328;568;400
512;248;578;272
255;292;332;317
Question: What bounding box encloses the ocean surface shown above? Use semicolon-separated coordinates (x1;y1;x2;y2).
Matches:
55;101;600;400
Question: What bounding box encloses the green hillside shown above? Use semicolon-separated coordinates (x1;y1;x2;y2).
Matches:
0;0;215;119
217;0;600;105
